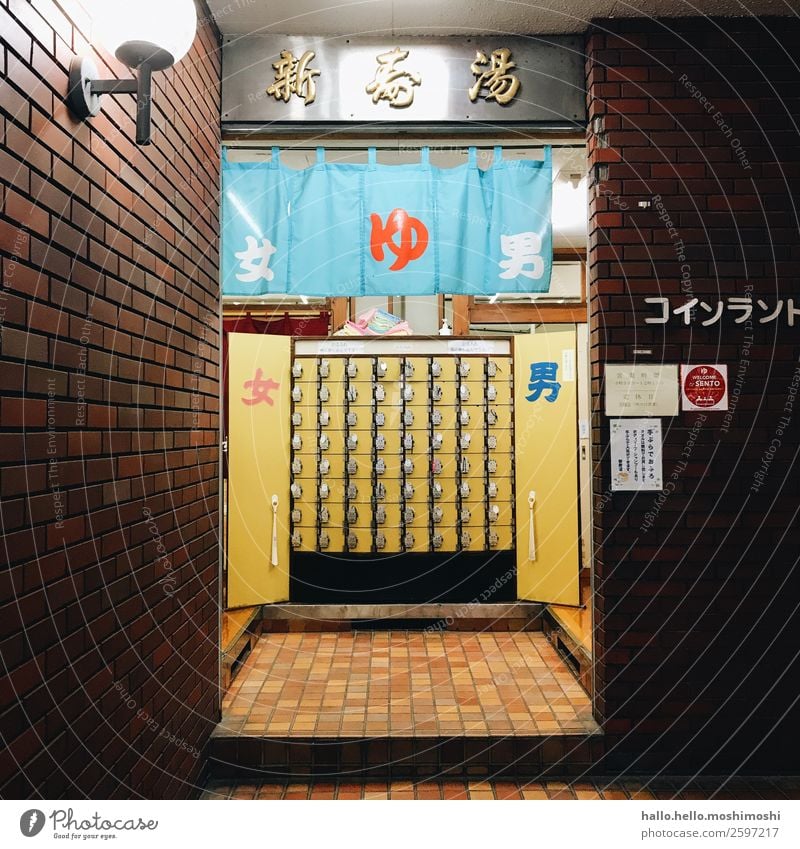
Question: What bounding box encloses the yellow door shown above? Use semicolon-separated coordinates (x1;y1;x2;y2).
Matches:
227;333;291;606
514;330;580;605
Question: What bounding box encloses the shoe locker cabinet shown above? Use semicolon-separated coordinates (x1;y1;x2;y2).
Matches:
227;333;580;608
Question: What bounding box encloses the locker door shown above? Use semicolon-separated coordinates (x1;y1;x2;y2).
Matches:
514;330;580;605
227;333;291;606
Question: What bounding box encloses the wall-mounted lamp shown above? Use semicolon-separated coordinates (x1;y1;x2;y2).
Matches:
66;0;197;145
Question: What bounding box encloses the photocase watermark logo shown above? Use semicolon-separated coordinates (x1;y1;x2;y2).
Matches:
17;808;160;838
19;810;45;837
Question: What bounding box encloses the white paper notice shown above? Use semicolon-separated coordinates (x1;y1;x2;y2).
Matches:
610;418;663;491
317;341;366;355
562;348;576;382
605;364;679;416
448;339;494;354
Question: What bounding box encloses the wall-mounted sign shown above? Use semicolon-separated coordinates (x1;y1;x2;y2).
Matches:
610;419;663;491
221;35;585;125
604;365;678;416
681;364;728;411
644;295;799;327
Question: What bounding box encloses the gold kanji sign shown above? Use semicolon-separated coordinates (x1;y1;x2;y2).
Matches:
469;48;521;106
267;49;320;106
365;48;421;109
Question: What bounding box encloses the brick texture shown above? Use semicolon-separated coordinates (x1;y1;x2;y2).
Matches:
587;19;800;772
0;1;221;797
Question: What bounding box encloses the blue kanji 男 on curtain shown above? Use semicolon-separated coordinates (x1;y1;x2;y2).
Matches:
485;145;553;294
221;145;552;296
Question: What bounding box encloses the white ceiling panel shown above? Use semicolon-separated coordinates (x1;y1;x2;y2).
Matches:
207;0;797;38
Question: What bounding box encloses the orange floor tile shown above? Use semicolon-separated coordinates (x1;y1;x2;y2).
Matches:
219;631;597;738
201;776;800;800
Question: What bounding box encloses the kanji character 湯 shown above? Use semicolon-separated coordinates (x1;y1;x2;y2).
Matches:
469;48;521;105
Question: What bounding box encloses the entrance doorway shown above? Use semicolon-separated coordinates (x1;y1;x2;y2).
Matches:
216;138;596;777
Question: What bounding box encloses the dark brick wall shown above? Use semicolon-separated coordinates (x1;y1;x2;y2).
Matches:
588;19;800;772
0;1;221;797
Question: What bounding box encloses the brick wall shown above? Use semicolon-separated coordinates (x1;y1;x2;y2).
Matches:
588;18;800;772
0;1;221;797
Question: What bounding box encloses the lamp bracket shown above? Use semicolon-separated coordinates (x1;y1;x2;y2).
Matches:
91;79;138;95
67;56;154;145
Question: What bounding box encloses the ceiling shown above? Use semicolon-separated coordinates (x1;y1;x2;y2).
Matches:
207;0;797;37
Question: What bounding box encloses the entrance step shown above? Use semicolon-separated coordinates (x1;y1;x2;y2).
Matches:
260;602;544;632
207;732;604;780
209;630;602;779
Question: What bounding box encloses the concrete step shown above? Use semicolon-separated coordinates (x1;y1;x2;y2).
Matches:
260;602;544;632
207;729;604;780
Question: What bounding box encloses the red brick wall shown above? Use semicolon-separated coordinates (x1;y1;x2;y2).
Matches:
1;1;221;797
588;18;800;772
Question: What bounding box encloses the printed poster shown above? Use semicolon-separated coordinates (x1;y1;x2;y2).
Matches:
610;418;663;491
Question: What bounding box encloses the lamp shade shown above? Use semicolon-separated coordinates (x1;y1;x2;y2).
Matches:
93;0;197;70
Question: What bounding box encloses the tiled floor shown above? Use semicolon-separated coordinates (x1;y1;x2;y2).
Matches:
202;776;800;800
219;631;597;738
